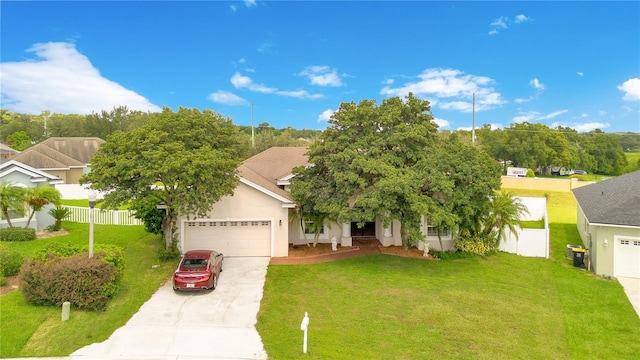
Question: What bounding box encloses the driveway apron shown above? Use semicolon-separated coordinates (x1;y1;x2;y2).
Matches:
618;276;640;318
71;257;270;360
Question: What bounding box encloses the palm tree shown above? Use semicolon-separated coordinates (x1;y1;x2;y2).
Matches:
0;181;27;228
24;186;62;228
48;206;70;231
484;191;529;248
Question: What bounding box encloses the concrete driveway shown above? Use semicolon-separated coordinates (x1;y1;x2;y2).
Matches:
618;276;640;318
71;257;270;360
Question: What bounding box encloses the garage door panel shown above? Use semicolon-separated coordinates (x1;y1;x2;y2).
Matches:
185;220;271;257
614;237;640;279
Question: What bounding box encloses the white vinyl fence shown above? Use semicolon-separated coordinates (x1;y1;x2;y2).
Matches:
63;206;143;226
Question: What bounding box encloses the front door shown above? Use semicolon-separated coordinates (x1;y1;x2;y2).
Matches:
351;222;376;237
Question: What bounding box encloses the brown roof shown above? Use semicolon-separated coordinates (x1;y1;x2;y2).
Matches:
13;137;104;170
239;146;309;201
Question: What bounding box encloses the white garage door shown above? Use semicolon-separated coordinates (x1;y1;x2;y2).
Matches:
184;220;271;257
614;237;640;279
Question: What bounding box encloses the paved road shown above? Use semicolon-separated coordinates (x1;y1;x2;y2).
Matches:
70;257;270;360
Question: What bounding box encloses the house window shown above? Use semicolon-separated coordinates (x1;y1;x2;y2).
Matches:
220;222;227;227
210;222;216;226
231;222;238;227
0;208;28;222
302;220;325;235
251;221;259;226
261;221;269;226
241;221;248;226
620;240;629;245
425;219;450;237
633;241;640;246
198;222;206;227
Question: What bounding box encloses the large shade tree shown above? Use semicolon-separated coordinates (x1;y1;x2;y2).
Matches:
290;94;502;250
81;107;247;249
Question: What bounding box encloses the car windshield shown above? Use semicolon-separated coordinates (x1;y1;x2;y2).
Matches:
182;258;208;269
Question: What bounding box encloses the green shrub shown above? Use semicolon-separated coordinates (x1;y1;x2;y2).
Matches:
0;243;24;276
430;250;477;260
569;174;589;181
455;235;497;256
19;255;118;311
158;238;181;261
0;275;7;287
526;169;535;177
0;227;36;242
33;243;83;262
33;243;125;291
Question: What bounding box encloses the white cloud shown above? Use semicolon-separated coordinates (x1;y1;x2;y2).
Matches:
244;0;257;7
207;91;247;105
512;112;538;123
514;97;530;103
489;14;531;35
540;109;568;120
257;40;276;54
380;68;506;112
230;72;324;99
0;42;160;114
490;16;508;29
577;72;584;77
299;66;344;87
552;121;610;133
380;68;506;113
317;108;334;122
432;118;450;129
383;78;394;85
618;78;640;101
512;109;568;123
529;78;545;91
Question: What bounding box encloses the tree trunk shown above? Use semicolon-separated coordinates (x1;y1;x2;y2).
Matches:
400;222;409;250
161;210;177;250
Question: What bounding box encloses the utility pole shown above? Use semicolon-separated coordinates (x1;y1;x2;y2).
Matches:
471;92;476;144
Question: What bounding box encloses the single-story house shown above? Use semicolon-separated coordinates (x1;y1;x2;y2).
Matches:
0;160;64;230
11;137;104;184
177;147;455;257
0;142;19;160
572;170;640;279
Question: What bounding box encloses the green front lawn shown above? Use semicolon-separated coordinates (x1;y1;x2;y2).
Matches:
0;222;176;357
257;189;640;359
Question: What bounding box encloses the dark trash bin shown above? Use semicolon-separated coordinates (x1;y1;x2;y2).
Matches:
566;244;582;259
572;248;586;267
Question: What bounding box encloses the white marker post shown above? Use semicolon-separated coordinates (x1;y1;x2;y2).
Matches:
300;311;309;354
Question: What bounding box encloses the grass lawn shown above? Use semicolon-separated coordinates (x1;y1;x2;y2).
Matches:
0;222;176;358
257;188;640;359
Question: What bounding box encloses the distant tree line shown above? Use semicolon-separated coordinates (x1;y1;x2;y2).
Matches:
0;107;323;158
1;107;638;175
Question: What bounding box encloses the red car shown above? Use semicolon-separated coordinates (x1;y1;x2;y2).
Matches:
173;250;224;291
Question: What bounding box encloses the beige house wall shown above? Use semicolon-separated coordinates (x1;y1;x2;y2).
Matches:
577;204;640;277
178;181;291;257
501;176;594;192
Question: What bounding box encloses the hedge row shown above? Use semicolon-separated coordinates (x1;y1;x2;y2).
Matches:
0;227;36;242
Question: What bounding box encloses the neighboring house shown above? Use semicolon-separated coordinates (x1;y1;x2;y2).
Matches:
572;170;640;279
177;147;453;257
0;160;63;230
11;137;104;184
0;142;19;159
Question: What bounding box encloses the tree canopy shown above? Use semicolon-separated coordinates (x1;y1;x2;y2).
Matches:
290;94;502;250
81;107;247;249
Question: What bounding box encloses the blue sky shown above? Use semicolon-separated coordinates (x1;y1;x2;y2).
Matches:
1;1;639;133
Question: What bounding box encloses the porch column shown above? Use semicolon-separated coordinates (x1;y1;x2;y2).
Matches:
341;222;352;247
383;224;392;237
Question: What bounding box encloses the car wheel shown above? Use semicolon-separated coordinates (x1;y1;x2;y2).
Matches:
212;274;218;290
220;262;223;272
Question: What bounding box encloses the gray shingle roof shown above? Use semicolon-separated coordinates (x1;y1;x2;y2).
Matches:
572;170;640;227
239;147;309;201
12;137;104;169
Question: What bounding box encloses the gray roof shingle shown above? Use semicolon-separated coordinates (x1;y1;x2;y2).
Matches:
572;170;640;227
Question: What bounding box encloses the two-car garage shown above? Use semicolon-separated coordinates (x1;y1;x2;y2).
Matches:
183;219;273;257
613;236;640;279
